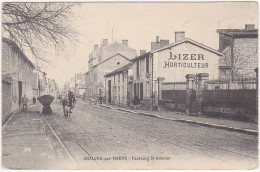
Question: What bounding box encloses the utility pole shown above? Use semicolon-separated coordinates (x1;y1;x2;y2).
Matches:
158;77;160;103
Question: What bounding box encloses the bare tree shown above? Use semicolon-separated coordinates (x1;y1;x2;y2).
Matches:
2;2;78;64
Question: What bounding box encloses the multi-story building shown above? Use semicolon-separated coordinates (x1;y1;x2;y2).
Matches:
85;39;137;101
131;32;223;107
74;72;84;97
217;24;258;80
47;79;59;96
2;38;36;123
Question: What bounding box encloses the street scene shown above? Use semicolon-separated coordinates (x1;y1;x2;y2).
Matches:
1;2;259;170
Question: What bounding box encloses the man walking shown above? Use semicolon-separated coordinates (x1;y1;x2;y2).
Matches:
72;93;76;108
62;96;68;117
22;95;28;110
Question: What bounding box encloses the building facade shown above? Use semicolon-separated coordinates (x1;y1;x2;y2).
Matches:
85;53;132;101
131;32;223;107
85;39;137;101
47;79;59;96
104;63;133;105
74;73;85;97
2;38;36;123
217;24;258;80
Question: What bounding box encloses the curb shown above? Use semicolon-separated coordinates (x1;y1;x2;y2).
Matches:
99;104;258;136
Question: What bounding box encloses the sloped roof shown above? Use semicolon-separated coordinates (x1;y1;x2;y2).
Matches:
93;53;130;68
151;38;224;56
2;37;35;68
104;62;132;77
219;45;231;67
131;52;151;62
89;41;137;61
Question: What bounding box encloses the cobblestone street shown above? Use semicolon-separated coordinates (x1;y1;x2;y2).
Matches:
2;100;258;169
44;100;258;169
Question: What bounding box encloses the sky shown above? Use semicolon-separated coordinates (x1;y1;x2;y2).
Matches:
28;2;258;88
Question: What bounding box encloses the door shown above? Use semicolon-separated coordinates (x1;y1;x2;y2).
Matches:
127;82;133;104
140;83;143;101
108;80;111;103
18;81;22;107
134;83;137;97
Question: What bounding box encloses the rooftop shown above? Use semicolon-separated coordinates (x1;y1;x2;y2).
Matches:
131;52;151;62
104;62;132;77
217;29;258;37
2;37;35;69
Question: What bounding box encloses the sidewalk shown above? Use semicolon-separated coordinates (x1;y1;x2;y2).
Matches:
2;102;76;170
98;102;258;136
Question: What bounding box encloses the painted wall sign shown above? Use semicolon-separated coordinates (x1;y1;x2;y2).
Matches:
163;53;209;69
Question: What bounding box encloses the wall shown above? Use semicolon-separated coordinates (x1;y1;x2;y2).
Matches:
86;54;130;101
105;71;129;105
2;81;12;125
132;55;153;101
156;42;221;82
233;37;258;77
2;40;35;114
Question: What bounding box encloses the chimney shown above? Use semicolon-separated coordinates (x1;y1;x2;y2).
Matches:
94;44;99;50
122;40;128;47
160;39;170;48
156;36;160;43
102;39;108;46
140;50;146;55
245;24;255;30
175;31;185;42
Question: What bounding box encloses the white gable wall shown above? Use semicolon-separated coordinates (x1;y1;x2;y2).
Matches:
155;42;221;82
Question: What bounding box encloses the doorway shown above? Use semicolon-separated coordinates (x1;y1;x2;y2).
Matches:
108;80;111;103
18;81;22;108
140;83;143;101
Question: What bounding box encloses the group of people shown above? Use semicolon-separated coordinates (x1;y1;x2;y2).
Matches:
59;91;76;118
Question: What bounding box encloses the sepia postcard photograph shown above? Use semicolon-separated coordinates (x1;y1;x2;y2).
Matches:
1;0;259;170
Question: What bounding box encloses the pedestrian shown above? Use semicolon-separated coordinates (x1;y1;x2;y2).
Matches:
33;97;36;104
68;91;73;113
62;96;68;117
133;95;140;109
22;94;28;110
72;93;76;108
19;98;22;110
98;89;103;104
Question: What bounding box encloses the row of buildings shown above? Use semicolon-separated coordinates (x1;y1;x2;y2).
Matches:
2;38;59;124
63;72;85;97
80;24;257;107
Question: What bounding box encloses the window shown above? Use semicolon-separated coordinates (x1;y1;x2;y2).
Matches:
137;59;139;76
122;73;124;82
117;62;120;65
118;74;120;83
146;55;149;74
114;76;115;84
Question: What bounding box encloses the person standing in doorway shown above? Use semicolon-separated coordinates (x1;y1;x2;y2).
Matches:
22;95;28;110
